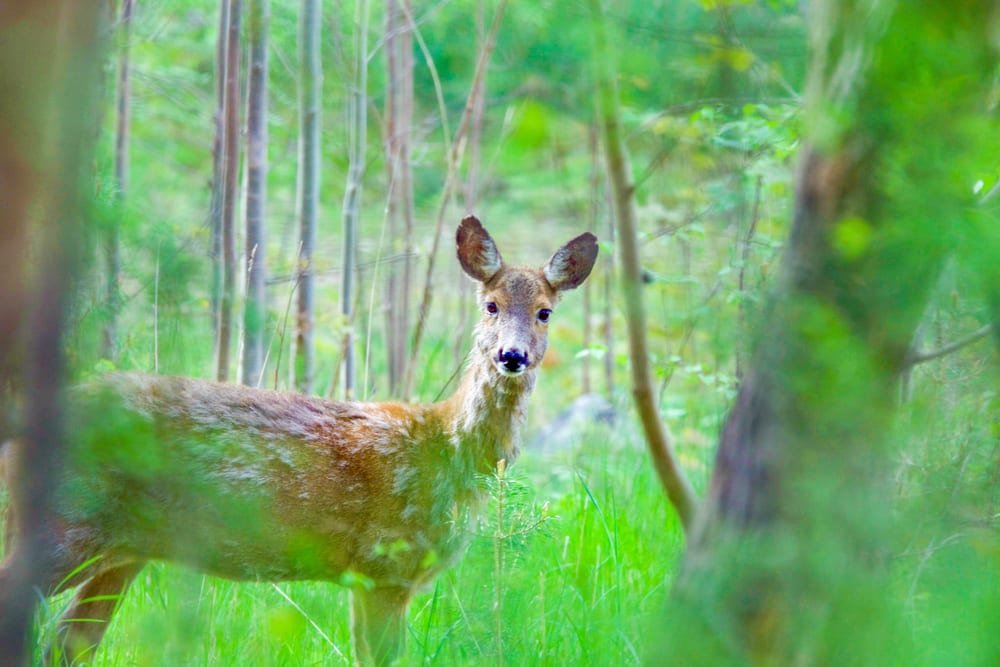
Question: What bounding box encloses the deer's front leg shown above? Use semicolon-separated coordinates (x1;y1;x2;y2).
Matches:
350;586;410;666
50;562;145;665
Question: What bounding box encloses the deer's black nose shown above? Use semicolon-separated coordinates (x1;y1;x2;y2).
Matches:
498;348;529;373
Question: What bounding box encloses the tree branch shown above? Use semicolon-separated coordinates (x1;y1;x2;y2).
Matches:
905;323;993;367
589;0;698;532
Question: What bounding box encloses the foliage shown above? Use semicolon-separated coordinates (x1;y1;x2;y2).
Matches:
4;0;998;664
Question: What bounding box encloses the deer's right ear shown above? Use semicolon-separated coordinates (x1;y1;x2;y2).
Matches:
457;215;503;283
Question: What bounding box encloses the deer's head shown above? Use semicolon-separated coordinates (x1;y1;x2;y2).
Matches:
456;215;598;378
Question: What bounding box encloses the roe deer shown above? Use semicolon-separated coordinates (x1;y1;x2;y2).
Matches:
0;216;597;665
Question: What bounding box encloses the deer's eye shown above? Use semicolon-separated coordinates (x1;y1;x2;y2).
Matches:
538;308;552;323
486;302;499;315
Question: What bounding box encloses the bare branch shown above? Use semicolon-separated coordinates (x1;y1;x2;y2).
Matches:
905;324;993;367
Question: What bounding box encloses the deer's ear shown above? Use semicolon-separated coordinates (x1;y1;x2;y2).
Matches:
457;215;503;283
544;232;599;292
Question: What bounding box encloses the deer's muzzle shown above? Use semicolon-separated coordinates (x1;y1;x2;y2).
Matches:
497;347;529;376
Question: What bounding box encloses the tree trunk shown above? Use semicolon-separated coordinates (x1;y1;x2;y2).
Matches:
217;0;242;383
590;0;697;531
295;0;321;394
0;3;101;663
383;0;400;394
398;0;414;395
664;2;1000;662
210;0;229;348
103;0;132;361
399;14;414;250
341;0;369;399
383;0;413;397
242;0;269;387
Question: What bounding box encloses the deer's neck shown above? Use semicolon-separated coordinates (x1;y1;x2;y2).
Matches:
441;353;535;474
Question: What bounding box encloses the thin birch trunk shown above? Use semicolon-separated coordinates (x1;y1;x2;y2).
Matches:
383;0;414;396
217;0;243;382
341;0;369;399
372;0;417;386
384;0;402;394
211;0;230;345
296;0;321;394
398;0;414;391
243;0;269;387
590;0;697;531
103;0;132;361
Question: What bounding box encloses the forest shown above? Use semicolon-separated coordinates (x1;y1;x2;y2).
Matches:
1;0;999;665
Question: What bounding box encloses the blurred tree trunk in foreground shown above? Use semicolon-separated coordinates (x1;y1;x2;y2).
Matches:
665;1;1000;663
216;0;242;382
590;0;698;531
296;0;321;394
242;0;269;387
0;2;101;663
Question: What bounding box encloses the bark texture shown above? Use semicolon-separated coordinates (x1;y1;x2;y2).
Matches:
217;0;242;382
296;0;321;394
383;0;415;397
210;0;229;345
341;0;369;399
243;0;269;387
103;0;133;361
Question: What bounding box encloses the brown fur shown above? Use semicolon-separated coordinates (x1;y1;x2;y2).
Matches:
0;217;597;666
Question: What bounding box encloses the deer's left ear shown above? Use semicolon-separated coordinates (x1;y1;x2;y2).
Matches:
544;232;599;292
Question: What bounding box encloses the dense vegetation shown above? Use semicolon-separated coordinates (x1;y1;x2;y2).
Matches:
2;0;999;664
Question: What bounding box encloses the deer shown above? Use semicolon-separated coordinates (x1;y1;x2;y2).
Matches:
0;216;598;666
